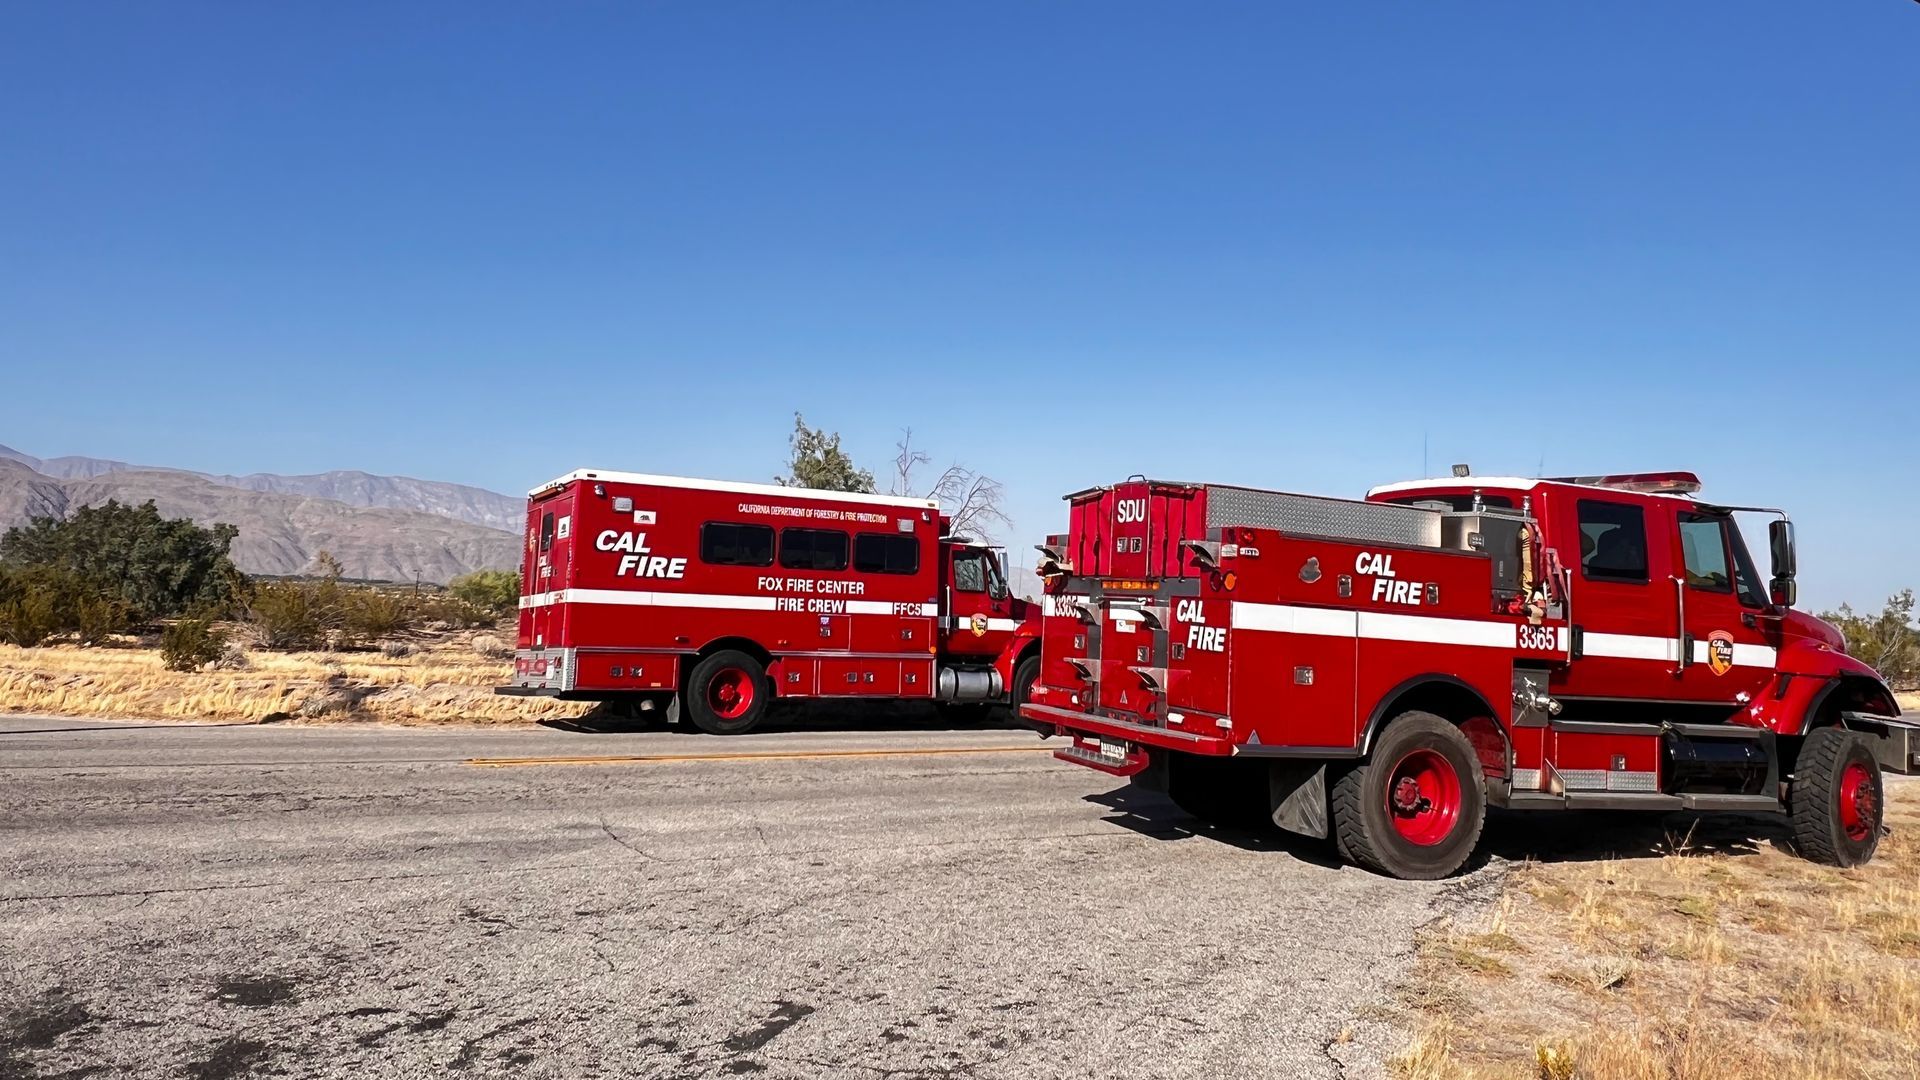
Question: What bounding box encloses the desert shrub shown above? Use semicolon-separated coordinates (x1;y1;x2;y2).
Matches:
448;569;520;616
160;617;228;672
0;584;60;647
71;592;132;646
1;499;243;618
211;640;252;670
1821;590;1919;689
342;589;410;644
248;581;327;650
471;633;512;659
380;640;419;659
0;565;129;645
417;594;499;630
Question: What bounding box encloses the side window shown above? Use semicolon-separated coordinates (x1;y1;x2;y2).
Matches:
984;554;1009;600
952;550;988;593
700;522;775;567
1678;513;1732;592
779;528;849;571
1728;524;1768;608
854;534;920;575
539;512;555;553
1577;500;1648;584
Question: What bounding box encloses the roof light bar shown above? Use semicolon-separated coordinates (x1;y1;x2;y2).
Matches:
1549;472;1703;496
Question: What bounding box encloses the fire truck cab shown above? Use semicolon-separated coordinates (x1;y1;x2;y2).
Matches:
499;470;1041;735
1023;472;1916;879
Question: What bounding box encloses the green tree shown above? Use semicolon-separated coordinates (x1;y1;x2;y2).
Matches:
448;569;520;616
776;413;875;493
0;500;243;619
1820;590;1918;688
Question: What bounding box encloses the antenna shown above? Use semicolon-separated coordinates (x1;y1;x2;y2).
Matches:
1422;432;1429;479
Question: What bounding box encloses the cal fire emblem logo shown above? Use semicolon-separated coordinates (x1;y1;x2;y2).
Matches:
969;613;988;637
1707;630;1736;676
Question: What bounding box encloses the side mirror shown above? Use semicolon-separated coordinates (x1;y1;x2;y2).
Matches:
1770;577;1797;608
1768;519;1796;579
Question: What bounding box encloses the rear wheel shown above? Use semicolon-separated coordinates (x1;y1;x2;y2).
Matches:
1331;711;1485;879
684;650;771;735
1789;726;1883;867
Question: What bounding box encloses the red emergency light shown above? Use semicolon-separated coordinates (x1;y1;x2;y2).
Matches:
1549;471;1703;496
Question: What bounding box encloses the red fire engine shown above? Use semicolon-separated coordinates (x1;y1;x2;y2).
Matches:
497;470;1041;735
1022;472;1917;879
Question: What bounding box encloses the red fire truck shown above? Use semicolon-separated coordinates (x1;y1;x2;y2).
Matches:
497;470;1041;735
1022;471;1917;879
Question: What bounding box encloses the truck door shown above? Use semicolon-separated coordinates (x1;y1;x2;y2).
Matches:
1670;509;1775;703
943;545;1012;660
529;491;575;650
1552;493;1676;702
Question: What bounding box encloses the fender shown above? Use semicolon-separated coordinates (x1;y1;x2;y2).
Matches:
991;627;1042;689
1740;640;1899;735
1359;673;1504;759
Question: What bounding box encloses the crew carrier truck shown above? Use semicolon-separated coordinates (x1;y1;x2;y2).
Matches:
1022;471;1916;878
499;470;1040;735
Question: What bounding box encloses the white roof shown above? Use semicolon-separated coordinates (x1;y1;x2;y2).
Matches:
1366;476;1697;502
1366;476;1542;497
533;469;939;509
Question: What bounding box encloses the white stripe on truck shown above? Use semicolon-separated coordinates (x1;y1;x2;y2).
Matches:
519;589;938;618
1229;601;1775;668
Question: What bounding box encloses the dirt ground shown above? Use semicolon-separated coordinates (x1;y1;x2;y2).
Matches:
1390;781;1920;1080
0;629;593;726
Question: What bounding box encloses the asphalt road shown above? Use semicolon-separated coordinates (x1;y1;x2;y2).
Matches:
0;714;1506;1080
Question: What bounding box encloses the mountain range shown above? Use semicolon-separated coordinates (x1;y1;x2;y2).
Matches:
0;445;524;583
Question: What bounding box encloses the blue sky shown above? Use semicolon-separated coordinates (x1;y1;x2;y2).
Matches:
2;2;1915;609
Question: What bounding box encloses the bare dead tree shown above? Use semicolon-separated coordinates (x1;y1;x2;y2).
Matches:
891;429;1011;541
890;429;931;497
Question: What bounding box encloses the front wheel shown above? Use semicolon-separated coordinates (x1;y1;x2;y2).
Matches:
1330;711;1485;879
683;650;771;735
1789;726;1883;867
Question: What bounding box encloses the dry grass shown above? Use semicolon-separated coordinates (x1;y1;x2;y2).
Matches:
0;631;592;726
1898;690;1919;714
1393;784;1920;1080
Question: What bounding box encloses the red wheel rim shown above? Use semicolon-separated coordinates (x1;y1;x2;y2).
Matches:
1839;761;1877;843
1386;748;1463;847
706;667;755;721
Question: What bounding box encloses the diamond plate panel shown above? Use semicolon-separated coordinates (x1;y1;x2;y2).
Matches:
1206;486;1442;548
1559;769;1659;792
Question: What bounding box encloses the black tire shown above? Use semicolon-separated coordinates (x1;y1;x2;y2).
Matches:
1010;654;1045;735
1168;755;1271;830
1330;711;1485;880
1789;726;1883;867
683;650;771;735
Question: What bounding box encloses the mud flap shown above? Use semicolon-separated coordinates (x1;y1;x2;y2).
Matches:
1269;761;1329;839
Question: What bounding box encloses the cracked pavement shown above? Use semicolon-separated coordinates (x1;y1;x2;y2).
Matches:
0;715;1489;1078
